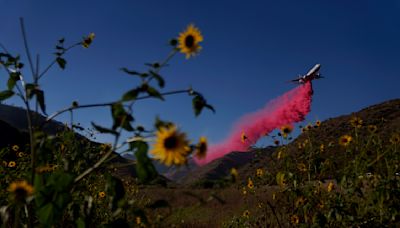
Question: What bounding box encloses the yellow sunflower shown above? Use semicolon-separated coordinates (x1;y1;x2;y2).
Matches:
327;182;335;192
280;125;293;138
339;135;352;147
256;168;264;177
350;116;363;128
98;191;106;198
195;136;208;159
240;131;248;143
315;120;321;127
390;134;400;145
274;139;280;146
230;168;238;181
297;163;307;172
242;210;250;218
368;125;378;133
177;24;203;59
247;178;254;189
295;196;305;207
8;180;34;198
320;144;325;152
151;125;190;166
12;145;19;152
8;161;16;168
291;215;300;224
82;32;95;48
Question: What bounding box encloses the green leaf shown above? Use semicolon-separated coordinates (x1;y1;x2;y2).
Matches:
25;83;36;99
120;67;140;76
0;90;14;101
149;70;165;88
37;203;55;225
7;72;20;90
35;89;47;115
121;88;139;101
92;122;119;135
146;86;164;100
76;218;86;228
111;103;134;131
192;94;215;116
132;141;158;183
56;57;66;69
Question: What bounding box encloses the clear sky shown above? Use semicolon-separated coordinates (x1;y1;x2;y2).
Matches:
1;0;399;148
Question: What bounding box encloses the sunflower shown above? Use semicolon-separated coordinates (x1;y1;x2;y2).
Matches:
8;180;34;199
339;135;352;147
8;161;16;168
151;125;190;166
247;178;254;189
327;182;334;192
256;168;264;177
390;134;400;145
243;210;250;218
280;125;293;138
315;120;321;127
195;136;208;159
12;145;19;152
350;116;363;128
291;215;300;224
136;216;142;225
177;24;203;59
230;168;238;180
98;191;106;198
295;196;305;207
274;140;280;146
82;32;95;48
367;125;378;133
240;131;248;143
320;144;325;152
297;163;307;172
17;152;25;158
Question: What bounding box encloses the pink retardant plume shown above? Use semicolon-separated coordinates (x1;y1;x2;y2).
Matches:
195;82;313;166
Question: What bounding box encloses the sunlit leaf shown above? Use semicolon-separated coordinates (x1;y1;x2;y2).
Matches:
0;90;14;101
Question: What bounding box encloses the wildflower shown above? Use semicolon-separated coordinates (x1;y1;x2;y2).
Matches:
339;135;352;147
301;127;307;133
295;196;305;207
368;125;378;133
317;201;325;209
8;180;34;199
256;168;264;177
274;140;280;146
291;214;300;224
177;24;203;59
17;152;25;158
320;144;325;152
82;32;95;48
350;116;363;128
195;137;207;159
230;168;238;180
280;125;293;138
297;163;307;172
247;178;254;189
315;120;321;127
12;145;19;152
243;210;250;218
297;142;303;150
242;187;247;195
390;134;400;145
258;202;264;208
151;125;190;166
8;161;16;168
98;191;106;198
241;131;248;143
136;216;142;225
306;124;312;131
327;182;334;192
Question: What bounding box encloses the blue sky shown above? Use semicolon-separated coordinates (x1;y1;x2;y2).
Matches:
1;0;399;148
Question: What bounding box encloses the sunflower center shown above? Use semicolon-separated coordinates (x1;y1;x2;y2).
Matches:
342;138;348;143
185;35;195;48
164;135;178;149
15;188;28;197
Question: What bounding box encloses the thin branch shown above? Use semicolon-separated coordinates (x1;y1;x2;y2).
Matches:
19;18;36;78
45;89;190;124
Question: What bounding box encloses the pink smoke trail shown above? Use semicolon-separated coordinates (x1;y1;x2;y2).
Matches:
196;82;313;165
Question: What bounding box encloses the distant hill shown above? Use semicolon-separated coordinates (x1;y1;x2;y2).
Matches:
180;99;400;186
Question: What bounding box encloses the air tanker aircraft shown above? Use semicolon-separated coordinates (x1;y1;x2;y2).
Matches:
289;64;323;84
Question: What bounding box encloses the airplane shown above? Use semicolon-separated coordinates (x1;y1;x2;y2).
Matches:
289;64;323;84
